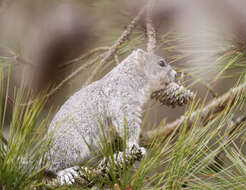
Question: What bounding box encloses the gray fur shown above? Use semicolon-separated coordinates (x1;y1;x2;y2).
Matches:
46;49;177;175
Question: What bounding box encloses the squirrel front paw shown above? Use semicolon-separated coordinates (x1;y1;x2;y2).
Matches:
56;166;79;185
128;144;146;160
139;147;146;156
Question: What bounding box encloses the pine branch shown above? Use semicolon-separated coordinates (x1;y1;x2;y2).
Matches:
185;72;218;98
8;5;147;106
47;56;102;98
146;0;157;53
84;5;147;85
7;54;104;106
228;114;246;136
0;45;34;67
145;82;246;140
58;46;109;69
46;145;143;188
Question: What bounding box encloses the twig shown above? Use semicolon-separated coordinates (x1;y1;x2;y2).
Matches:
84;5;147;86
59;46;109;69
101;6;146;65
14;55;35;66
228;114;246;136
146;0;157;53
6;5;146;105
199;81;218;98
184;72;218;98
47;55;103;98
6;5;147;105
4;46;106;106
145;82;246;140
10;55;104;106
0;45;34;67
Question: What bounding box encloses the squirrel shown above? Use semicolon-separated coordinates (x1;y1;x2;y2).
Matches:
45;49;177;185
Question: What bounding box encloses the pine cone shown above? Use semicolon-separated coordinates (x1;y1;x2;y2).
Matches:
151;82;194;108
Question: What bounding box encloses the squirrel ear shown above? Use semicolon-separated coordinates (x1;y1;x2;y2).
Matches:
135;49;146;64
135;49;145;57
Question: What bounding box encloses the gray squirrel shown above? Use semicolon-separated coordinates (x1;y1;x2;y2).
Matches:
45;49;177;185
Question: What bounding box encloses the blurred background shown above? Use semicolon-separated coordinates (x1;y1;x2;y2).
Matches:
1;0;246;136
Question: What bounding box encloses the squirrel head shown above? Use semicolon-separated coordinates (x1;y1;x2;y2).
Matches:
135;49;177;91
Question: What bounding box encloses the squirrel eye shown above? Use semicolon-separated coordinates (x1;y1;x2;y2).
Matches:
158;60;167;67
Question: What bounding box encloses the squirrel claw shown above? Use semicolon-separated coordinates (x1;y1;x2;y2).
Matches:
139;147;146;156
56;166;79;185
